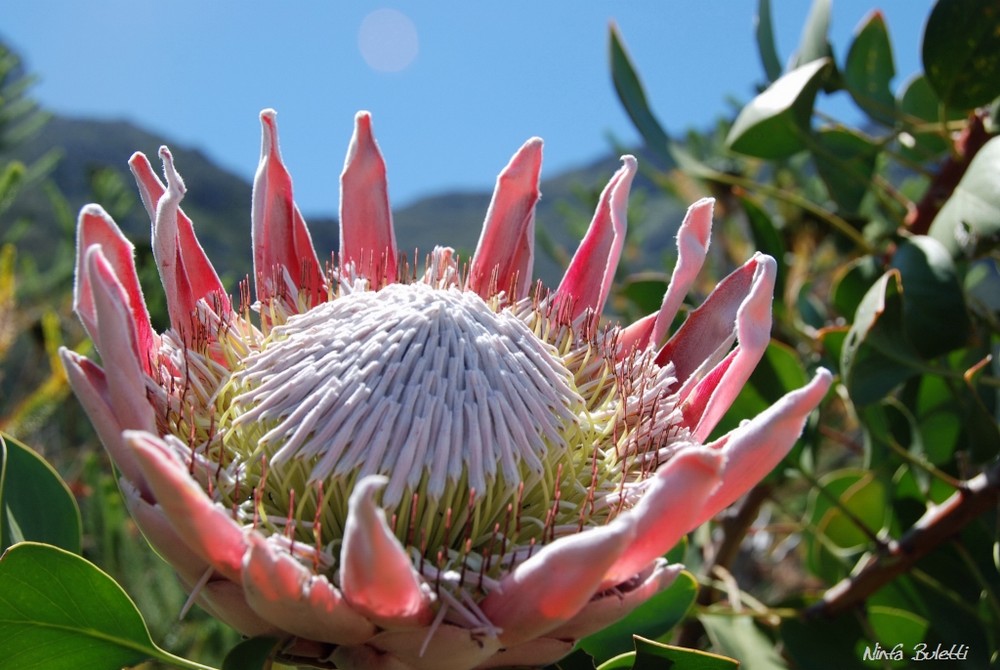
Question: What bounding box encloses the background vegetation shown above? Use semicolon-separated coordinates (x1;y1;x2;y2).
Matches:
2;0;999;668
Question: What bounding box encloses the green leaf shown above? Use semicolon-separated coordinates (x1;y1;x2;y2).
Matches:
840;271;923;405
868;606;928;655
633;636;740;670
620;273;670;318
805;468;889;581
831;255;881;318
0;542;216;670
755;0;782;81
727;58;831;159
928;136;1000;257
740;196;786;295
792;0;833;70
0;434;81;554
889;235;970;358
596;653;636;670
579;571;698;662
221;637;279;670
811;128;879;214
550;648;598;670
700;614;786;669
896;75;962;162
922;0;1000;109
609;25;675;169
814;471;888;552
781;613;868;670
0;161;25;215
844;11;896;124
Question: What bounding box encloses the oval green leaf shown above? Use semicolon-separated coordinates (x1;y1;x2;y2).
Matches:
634;636;740;670
889;235;970;358
896;75;963;162
928;136;1000;257
727;58;831;159
0;542;214;670
840;271;923;405
699;615;786;670
792;0;833;70
831;255;881;318
817;472;888;551
609;25;675;169
755;0;783;81
0;434;81;554
844;10;896;124
812;128;880;214
868;606;928;654
922;0;1000;110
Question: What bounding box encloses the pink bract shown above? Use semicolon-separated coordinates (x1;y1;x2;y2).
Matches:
62;109;831;670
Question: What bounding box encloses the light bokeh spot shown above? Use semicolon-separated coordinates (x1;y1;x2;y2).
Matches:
358;8;419;73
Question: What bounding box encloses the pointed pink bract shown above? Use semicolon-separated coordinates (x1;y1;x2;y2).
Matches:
127;431;248;583
651;197;714;345
696;368;833;526
148;148;229;334
242;535;376;645
468;138;542;300
480;516;636;645
74;205;157;368
252;109;325;307
554;155;636;319
340;112;398;282
340;476;433;628
130;151;229;322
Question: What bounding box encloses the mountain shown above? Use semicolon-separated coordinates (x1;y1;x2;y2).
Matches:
3;114;684;292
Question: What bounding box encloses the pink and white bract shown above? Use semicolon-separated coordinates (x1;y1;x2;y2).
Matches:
62;110;831;670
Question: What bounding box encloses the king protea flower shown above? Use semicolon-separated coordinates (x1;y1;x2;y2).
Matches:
61;109;830;670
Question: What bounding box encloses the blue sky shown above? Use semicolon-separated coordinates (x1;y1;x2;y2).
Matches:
4;1;933;216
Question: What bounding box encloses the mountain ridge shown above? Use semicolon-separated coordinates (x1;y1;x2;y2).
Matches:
4;114;683;290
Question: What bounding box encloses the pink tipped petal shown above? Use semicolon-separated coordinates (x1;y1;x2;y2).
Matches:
151;147;228;333
131;151;229;316
340;112;398;282
129;151;162;221
602;448;723;587
695;368;833;526
195;581;282;638
686;255;776;441
84;249;157;437
126;430;248;583
74;205;157;367
60;348;150;496
340;476;433;629
242;535;376;645
549;560;682;640
555;156;636;319
651;198;714;346
480;517;637;646
252;110;324;307
657;253;767;384
468;138;542;300
126;471;281;638
123;480;214;582
363;625;502;670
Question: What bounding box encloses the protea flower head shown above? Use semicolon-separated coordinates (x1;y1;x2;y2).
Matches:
61;109;831;670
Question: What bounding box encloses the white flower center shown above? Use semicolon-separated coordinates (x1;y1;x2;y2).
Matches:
229;283;585;508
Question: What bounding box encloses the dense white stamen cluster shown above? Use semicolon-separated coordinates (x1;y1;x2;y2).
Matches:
228;283;586;507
